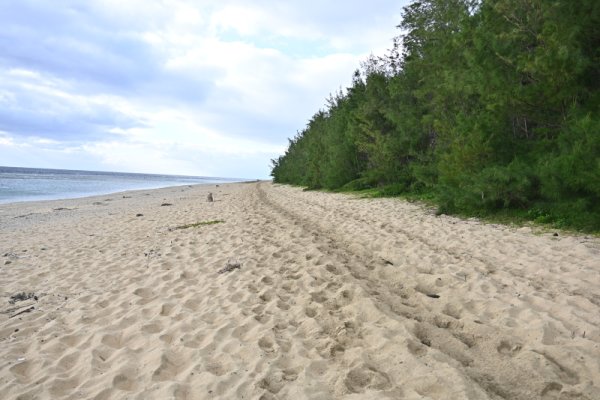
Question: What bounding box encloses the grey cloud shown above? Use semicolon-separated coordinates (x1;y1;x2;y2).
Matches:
0;0;407;151
0;1;218;100
0;81;143;141
1;3;151;87
216;0;405;48
0;0;220;141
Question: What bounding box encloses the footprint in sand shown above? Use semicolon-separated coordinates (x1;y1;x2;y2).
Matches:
442;303;462;319
258;336;277;353
152;352;184;382
452;331;477;348
335;289;354;306
259;290;274;303
413;324;432;347
329;342;346;357
56;351;81;373
9;360;38;384
540;382;563;399
141;322;164;334
258;367;301;396
406;339;428;356
48;376;81;398
433;315;454;329
254;313;271;324
160;303;176;316
281;283;294;293
230;290;245;303
344;364;392;393
60;332;86;347
183;298;202;311
535;351;580;385
91;347;113;370
281;367;301;382
497;340;522;356
310;291;327;303
261;276;274;285
205;359;229;376
133;287;155;298
325;264;341;275
112;370;137;391
101;333;124;349
172;383;193;400
276;300;291;310
259;375;284;395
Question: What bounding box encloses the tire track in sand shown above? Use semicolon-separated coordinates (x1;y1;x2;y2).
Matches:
255;182;598;400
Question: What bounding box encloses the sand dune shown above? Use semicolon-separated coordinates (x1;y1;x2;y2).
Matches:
1;181;599;399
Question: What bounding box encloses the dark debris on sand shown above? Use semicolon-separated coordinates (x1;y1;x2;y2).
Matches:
9;292;38;304
218;260;241;274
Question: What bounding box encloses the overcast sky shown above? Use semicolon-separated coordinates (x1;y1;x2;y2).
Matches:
0;0;408;178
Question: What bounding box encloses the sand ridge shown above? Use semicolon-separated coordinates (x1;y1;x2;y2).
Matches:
0;181;599;399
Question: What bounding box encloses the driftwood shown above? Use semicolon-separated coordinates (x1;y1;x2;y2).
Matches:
10;306;35;319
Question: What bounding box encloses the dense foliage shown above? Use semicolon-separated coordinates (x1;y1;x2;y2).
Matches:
271;0;600;231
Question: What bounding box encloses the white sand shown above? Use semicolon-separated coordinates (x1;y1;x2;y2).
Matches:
0;181;599;399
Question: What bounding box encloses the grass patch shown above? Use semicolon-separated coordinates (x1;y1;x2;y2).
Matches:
173;220;224;230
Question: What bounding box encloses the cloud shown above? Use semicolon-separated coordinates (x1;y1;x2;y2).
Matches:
0;68;144;141
0;1;220;102
207;0;403;52
0;130;283;178
0;0;409;178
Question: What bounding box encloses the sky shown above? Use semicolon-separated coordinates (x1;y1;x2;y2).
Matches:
0;0;408;179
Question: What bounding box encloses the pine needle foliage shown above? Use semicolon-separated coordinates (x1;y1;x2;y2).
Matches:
271;0;600;232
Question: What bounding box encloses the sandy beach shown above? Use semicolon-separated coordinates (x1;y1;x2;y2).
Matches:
1;181;599;399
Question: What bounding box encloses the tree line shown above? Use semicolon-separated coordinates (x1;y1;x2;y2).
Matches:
271;0;599;231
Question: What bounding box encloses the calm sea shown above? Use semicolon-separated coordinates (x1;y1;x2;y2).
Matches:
0;166;243;204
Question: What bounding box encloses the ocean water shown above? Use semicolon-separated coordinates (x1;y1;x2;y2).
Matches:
0;166;243;204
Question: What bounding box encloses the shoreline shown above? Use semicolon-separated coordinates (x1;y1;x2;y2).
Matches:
0;180;252;207
0;182;214;207
1;181;599;399
0;165;253;206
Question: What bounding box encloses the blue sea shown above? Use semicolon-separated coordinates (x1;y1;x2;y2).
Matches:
0;166;244;204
